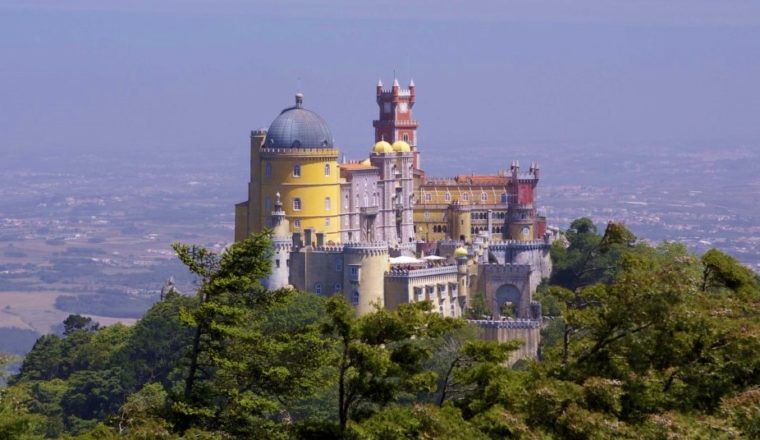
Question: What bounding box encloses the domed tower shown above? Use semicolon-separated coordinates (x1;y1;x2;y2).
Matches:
236;93;342;243
263;193;292;290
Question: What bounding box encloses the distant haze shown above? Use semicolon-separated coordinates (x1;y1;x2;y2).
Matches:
1;0;759;175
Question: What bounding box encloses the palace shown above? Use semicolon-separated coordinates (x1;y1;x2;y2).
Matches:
234;79;556;360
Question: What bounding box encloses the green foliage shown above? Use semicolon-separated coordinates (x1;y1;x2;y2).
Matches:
5;223;760;439
0;385;45;439
349;404;488;440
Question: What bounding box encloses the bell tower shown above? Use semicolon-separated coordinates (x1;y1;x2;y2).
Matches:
373;78;420;169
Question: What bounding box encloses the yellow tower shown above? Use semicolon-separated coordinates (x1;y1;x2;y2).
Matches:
236;93;342;243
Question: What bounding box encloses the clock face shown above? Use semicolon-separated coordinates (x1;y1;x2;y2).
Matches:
398;102;408;113
521;226;530;237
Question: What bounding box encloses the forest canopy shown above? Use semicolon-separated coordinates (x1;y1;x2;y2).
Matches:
2;221;760;439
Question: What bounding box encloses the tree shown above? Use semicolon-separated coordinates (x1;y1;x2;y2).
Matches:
322;297;464;434
171;231;334;438
62;315;99;336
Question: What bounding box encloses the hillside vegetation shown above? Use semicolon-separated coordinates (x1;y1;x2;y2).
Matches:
2;219;759;439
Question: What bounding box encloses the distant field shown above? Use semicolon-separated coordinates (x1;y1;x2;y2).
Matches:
0;291;137;335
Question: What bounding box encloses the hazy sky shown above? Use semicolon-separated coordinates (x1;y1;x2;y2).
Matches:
2;0;759;164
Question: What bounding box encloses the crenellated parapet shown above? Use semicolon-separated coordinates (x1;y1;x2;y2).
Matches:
385;265;458;279
468;318;541;330
343;241;389;256
480;263;533;275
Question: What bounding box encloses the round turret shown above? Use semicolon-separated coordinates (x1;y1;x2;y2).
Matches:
372;140;393;154
392;140;411;153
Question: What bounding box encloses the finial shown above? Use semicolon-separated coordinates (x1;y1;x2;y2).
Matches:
377;79;383;87
295;93;303;108
409;78;415;87
393;78;399;87
275;192;282;205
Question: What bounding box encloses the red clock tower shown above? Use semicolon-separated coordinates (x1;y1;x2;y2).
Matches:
373;78;421;169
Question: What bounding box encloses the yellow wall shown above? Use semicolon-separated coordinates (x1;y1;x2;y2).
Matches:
259;150;342;243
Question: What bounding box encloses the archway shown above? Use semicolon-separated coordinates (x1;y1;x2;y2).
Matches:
494;284;522;318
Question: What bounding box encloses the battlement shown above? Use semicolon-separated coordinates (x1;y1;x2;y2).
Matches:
488;239;551;250
378;88;413;97
343;241;389;255
373;119;418;127
309;245;345;253
480;263;533;274
385;265;458;279
468;318;541;329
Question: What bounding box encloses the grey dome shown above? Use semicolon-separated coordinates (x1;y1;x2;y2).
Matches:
265;94;334;149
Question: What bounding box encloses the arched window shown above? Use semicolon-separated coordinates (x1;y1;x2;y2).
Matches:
325;197;331;211
314;283;322;294
265;162;272;177
462;193;470;201
293;198;302;211
403;133;409;142
351;291;360;306
334;283;342;293
324;163;331;176
293;164;301;177
444;192;451;202
363;194;368;207
424;193;432;202
481;192;487;202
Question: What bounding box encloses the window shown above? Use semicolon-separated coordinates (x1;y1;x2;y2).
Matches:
275;259;280;268
403;133;409;142
293;198;302;211
424;211;430;220
350;266;360;281
501;193;508;203
444;192;451;202
363;195;368;207
352;291;360;306
265;162;272;177
325;197;331;211
450;303;456;316
424;193;432;202
335;257;343;272
314;283;322;294
324;163;331;176
293;164;301;177
294;219;301;230
414;287;423;300
334;283;342;293
481;192;488;202
325;217;330;226
462;193;470;202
